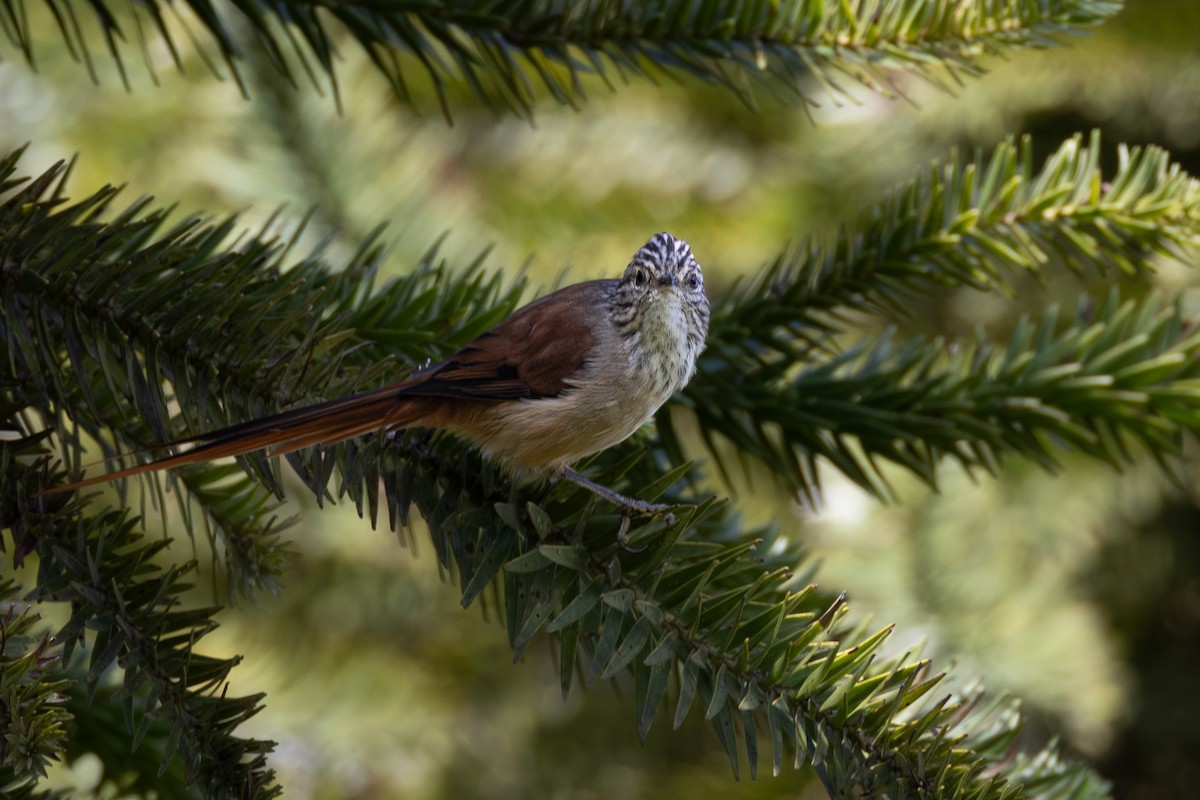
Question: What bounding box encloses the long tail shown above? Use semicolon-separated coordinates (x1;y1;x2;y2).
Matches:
40;385;429;496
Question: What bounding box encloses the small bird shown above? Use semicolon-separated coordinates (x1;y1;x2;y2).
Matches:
45;233;711;513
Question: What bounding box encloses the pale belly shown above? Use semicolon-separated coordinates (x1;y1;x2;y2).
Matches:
475;378;671;471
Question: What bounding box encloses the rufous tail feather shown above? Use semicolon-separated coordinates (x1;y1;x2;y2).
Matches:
39;386;429;496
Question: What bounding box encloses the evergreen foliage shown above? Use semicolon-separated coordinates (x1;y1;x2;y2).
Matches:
1;417;276;798
1;0;1192;798
1;0;1121;115
690;133;1200;499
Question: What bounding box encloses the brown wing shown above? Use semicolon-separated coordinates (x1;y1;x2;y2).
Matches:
403;280;609;401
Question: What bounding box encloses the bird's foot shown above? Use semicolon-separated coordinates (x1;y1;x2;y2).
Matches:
557;466;676;552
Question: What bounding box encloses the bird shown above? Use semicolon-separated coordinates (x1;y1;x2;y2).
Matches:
43;233;711;513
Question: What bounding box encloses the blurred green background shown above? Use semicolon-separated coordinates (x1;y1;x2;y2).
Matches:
5;1;1200;797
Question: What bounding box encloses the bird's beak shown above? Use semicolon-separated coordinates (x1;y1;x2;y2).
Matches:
657;273;677;289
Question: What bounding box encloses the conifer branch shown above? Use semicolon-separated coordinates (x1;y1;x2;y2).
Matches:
709;132;1200;350
688;290;1200;501
302;416;1111;798
686;132;1200;499
0;412;279;799
0;0;1122;115
0;577;70;786
0;146;1119;797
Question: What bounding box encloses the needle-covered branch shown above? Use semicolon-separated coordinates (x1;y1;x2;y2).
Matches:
0;419;279;800
0;574;70;788
0;147;1112;796
0;0;1121;115
691;290;1200;501
684;132;1200;499
707;132;1200;353
265;419;1110;799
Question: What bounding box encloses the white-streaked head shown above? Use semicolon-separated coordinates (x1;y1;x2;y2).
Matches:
612;233;709;394
620;232;705;301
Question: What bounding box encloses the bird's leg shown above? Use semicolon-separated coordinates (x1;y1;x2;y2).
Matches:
557;466;672;517
557;467;675;552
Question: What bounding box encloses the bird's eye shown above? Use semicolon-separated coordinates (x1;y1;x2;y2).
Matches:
633;268;648;287
686;274;700;290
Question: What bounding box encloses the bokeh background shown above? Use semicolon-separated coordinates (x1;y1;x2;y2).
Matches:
4;1;1200;797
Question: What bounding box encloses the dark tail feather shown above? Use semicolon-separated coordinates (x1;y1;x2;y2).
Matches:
40;385;427;496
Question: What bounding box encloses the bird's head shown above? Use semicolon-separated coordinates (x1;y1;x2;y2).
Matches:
612;233;710;390
619;232;706;305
